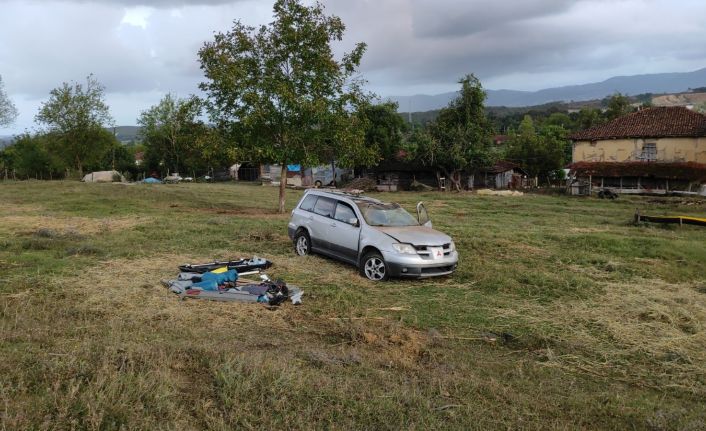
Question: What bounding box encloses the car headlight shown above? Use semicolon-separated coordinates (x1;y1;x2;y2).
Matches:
392;243;417;254
448;241;455;251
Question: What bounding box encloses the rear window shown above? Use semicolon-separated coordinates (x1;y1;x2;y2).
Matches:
313;197;336;218
299;194;318;211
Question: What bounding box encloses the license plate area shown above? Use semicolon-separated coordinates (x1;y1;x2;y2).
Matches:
428;246;444;260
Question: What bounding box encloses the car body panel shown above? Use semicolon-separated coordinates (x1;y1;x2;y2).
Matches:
288;190;458;279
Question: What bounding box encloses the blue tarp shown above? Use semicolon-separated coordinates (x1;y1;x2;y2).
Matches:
143;177;162;184
287;164;301;172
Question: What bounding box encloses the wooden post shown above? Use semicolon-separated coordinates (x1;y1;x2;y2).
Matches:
589;175;592;196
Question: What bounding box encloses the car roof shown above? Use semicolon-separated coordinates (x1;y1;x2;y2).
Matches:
305;189;385;206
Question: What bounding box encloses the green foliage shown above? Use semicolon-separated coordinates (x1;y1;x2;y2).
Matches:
35;75;114;175
0;75;18;128
575;107;604;130
360;101;405;162
604;92;635;120
99;142;139;179
422;74;494;190
505;115;570;181
138;94;212;175
3;133;66;179
198;0;375;211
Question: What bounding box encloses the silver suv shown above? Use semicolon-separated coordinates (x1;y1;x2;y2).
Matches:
287;190;458;281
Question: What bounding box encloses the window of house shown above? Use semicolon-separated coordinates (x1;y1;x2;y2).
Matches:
641;143;657;161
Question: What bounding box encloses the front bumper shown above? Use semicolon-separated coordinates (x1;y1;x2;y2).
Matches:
382;250;459;278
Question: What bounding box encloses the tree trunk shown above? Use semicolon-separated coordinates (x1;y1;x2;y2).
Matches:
77;156;83;178
442;167;462;192
278;164;288;213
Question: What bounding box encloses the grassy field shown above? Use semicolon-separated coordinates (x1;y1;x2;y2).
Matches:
1;181;705;430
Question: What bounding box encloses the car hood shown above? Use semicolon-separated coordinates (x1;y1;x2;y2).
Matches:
373;226;451;246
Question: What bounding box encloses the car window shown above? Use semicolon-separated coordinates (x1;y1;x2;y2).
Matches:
299;194;318;212
313;197;335;218
334;202;357;224
356;202;419;227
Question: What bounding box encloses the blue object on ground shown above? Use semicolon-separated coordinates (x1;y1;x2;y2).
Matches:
201;269;238;284
143;177;162;184
192;279;219;291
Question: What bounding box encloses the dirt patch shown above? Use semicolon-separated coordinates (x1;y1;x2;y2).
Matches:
568;227;611;233
170;205;287;219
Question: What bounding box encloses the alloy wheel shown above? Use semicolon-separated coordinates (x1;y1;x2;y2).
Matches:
364;257;386;280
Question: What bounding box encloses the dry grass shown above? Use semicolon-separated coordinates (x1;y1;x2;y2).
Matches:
0;214;148;236
2;181;706;429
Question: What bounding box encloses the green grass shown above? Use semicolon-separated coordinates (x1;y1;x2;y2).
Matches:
1;181;706;429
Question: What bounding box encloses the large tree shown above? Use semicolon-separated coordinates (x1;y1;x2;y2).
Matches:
198;0;376;212
505;115;569;182
35;75;113;176
0;75;18;128
360;101;405;161
604;92;634;120
426;74;494;191
138;94;208;175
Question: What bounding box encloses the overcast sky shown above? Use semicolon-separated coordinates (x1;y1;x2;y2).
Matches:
2;0;706;134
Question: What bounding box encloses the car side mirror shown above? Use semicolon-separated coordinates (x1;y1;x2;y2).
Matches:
348;217;359;227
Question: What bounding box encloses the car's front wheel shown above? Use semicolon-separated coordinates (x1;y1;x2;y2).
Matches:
361;252;388;281
294;230;311;256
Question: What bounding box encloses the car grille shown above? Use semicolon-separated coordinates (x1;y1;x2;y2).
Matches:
414;243;452;259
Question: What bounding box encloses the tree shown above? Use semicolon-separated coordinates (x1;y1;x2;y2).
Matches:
360;101;405;161
505;115;569;182
138;94;208;175
5;133;67;179
0;75;18;128
36;75;113;176
198;0;376;212
574;107;603;130
604;92;634;120
424;74;494;191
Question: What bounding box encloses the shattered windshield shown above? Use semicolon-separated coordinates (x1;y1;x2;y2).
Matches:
357;202;419;227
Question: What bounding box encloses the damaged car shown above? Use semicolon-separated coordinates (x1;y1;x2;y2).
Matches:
288;190;458;281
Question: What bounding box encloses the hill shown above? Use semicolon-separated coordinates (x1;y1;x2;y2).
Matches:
111;126;141;143
390;67;706;111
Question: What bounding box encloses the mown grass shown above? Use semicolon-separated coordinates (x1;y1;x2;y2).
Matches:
1;181;705;430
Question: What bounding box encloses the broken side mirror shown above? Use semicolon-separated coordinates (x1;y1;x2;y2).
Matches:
348;217;360;227
417;202;432;228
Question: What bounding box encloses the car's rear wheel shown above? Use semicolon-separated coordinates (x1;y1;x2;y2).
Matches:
294;230;311;256
361;252;388;281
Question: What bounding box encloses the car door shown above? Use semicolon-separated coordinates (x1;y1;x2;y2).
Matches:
310;196;336;253
417;202;432;228
327;201;361;264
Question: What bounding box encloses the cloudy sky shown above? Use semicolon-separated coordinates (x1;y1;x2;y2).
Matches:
1;0;706;133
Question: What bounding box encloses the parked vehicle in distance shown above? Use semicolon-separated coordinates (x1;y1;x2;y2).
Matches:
288;190;458;281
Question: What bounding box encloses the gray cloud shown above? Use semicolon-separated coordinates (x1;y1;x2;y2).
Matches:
2;0;706;133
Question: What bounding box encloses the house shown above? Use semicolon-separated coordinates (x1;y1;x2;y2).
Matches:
473;161;531;190
568;107;706;195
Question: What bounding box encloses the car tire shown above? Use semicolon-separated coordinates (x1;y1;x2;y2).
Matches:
314;180;322;188
294;230;311;256
360;251;389;281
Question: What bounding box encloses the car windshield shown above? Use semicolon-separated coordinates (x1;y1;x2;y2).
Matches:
357;202;419;227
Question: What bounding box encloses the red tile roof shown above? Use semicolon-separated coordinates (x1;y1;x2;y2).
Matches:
570;107;706;141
